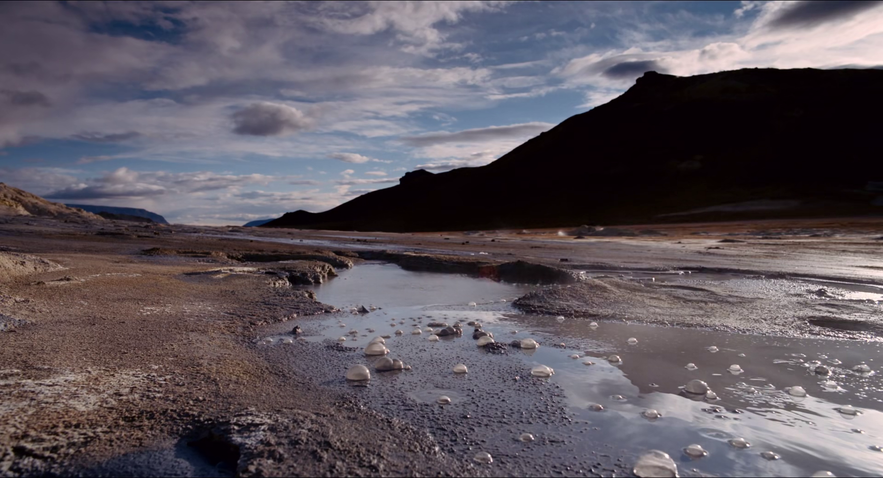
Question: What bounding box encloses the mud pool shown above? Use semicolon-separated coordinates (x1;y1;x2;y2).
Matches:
262;263;883;477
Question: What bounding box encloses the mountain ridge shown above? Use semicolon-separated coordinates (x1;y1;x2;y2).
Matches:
264;68;883;232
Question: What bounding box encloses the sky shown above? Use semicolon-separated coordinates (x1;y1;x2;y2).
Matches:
2;1;883;225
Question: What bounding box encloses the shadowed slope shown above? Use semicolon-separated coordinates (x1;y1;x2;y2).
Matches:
265;68;883;232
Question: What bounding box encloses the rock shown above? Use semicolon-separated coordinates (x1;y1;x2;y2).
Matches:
357;305;371;314
436;326;462;337
427;321;447;327
290;325;303;335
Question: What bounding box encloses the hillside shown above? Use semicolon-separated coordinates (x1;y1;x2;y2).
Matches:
66;204;169;224
0;183;104;222
264;68;883;232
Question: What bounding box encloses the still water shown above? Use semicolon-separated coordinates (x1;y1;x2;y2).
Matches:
287;263;883;476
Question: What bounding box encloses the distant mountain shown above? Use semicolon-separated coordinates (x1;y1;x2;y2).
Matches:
66;205;169;224
243;218;275;227
0;183;104;222
264;68;883;232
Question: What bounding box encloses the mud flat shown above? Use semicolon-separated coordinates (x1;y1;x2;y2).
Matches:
0;216;882;476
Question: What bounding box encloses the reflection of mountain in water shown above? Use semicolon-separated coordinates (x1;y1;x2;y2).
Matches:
265;68;883;232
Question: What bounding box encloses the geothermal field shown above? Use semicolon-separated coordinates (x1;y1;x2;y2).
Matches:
1;214;881;477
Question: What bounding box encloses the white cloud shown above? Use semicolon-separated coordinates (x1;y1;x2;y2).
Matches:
364;171;387;176
327;152;372;164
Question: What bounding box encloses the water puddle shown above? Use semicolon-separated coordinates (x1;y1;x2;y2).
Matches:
275;263;883;476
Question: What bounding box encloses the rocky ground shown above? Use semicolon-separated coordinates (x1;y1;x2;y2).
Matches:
0;215;881;477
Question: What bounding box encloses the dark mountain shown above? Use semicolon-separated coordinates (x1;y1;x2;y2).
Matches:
243;218;276;227
264;68;883;232
66;204;169;224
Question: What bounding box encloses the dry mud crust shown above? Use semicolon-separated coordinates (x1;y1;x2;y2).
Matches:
513;277;883;339
143;248;355;270
0;252;64;280
357;251;577;284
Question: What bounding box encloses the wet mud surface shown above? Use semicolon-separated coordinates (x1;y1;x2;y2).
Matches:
258;263;883;477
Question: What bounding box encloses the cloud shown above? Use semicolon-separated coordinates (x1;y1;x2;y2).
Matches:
602;60;667;79
71;131;141;143
340;169;355;176
230;102;313;136
364;171;387;176
43;167;281;200
335;178;397;186
400;122;553;147
765;1;883;30
326;152;372;164
0;90;51;107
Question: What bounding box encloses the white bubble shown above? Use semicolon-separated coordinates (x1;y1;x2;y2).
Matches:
611;395;627;402
369;337;385;345
642;409;662;420
684;379;709;394
685;363;698;371
468;302;477;307
520;433;535;442
349;329;358;335
395;330;404;335
761;451;780;460
520;338;539;349
837;405;860;416
473;451;493;464
608;355;622;364
684;444;708;459
530;365;554;377
627;337;638;345
869;445;882;452
411;328;422;335
477;336;495;347
853;363;872;373
705;391;719;401
339;323;347;327
345;364;370;381
729;364;744;374
428;335;439;342
738;353;746;357
728;437;751;449
437;395;451;404
633;450;677;478
583;360;595;366
588;404;604;411
364;343;389;356
589;322;599;328
810;472;835;478
556;316;565;323
453;363;468;374
707;346;719;353
281;338;293;344
338;336;347;342
786;386;807;397
570;354;580;359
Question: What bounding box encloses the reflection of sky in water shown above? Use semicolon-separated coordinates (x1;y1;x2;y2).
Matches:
306;263;883;477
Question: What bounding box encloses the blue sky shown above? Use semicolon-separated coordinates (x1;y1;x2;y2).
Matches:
2;1;883;224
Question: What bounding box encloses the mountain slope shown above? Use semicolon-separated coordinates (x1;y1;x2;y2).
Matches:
265;68;883;232
0;183;104;222
66;204;169;224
